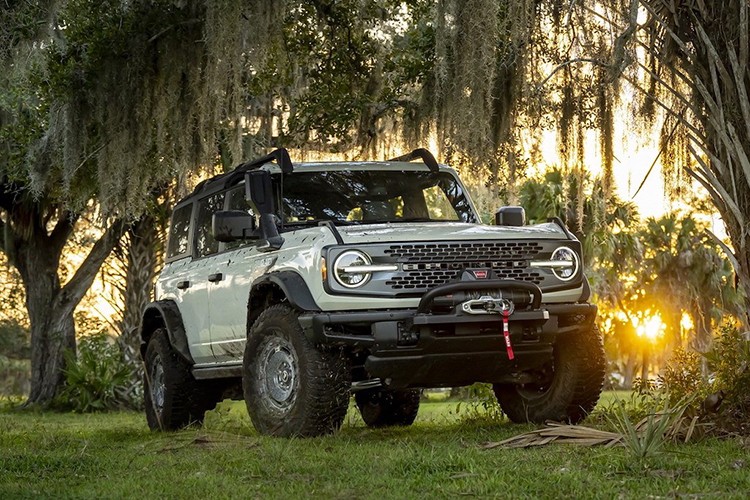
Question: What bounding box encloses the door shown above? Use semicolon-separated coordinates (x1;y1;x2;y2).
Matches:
178;191;226;365
208;185;266;364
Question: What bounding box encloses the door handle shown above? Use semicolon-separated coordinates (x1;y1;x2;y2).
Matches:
208;273;224;283
176;280;190;290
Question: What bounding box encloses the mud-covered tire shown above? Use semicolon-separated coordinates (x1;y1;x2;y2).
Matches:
355;388;421;428
243;305;351;437
494;323;606;424
144;329;219;431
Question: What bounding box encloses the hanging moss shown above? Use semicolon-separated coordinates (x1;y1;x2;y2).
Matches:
13;1;252;218
597;74;614;201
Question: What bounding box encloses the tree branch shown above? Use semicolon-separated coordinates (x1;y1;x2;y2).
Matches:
609;0;639;78
535;58;611;91
0;177;22;212
49;210;78;254
725;43;750;142
705;228;740;277
617;71;707;144
56;219;127;316
686;145;743;224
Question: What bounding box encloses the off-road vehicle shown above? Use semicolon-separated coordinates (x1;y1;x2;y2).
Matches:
140;148;606;436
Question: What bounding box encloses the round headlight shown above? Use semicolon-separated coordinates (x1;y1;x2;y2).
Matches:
333;250;372;288
551;246;579;281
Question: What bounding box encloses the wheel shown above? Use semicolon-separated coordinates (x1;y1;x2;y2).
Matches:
143;329;219;431
355;388;421;428
242;305;351;437
494;323;606;424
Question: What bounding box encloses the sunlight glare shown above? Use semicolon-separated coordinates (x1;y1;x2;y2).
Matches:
680;312;694;332
634;314;666;342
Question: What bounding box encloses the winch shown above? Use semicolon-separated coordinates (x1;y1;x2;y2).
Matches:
460;295;515;315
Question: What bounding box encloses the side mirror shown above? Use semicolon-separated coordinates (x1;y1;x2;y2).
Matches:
495;206;526;226
212;210;258;242
245;170;275;215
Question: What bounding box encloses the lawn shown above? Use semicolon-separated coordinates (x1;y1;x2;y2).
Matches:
1;396;749;499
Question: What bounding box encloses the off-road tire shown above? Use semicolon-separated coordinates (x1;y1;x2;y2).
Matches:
144;329;219;431
494;323;606;424
243;305;351;437
355;388;421;428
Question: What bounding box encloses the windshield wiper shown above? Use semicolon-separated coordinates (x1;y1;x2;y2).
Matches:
354;217;442;224
284;218;351;227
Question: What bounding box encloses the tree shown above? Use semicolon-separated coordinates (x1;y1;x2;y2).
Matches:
611;0;750;323
0;1;250;405
638;214;741;352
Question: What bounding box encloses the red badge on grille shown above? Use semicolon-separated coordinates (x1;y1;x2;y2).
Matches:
472;270;488;279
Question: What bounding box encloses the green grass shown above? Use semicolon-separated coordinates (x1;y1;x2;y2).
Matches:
1;397;749;499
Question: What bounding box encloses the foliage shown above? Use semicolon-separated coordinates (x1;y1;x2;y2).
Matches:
453;383;504;423
618;322;750;436
615;0;750;320
607;397;697;462
57;332;141;413
704;323;750;432
655;348;709;405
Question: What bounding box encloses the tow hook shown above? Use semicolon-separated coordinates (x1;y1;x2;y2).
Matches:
460;296;515;315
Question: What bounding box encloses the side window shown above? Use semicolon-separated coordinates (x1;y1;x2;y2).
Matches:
227;185;255;214
225;186;256;250
166;204;193;259
195;192;226;257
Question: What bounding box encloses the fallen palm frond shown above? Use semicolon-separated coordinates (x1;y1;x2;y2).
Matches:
481;423;623;449
481;398;703;455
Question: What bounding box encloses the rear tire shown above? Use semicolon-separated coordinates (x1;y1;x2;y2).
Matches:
144;329;219;431
355;388;421;428
243;305;351;437
494;323;605;424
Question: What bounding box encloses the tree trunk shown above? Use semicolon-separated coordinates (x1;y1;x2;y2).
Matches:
119;215;159;352
116;215;161;405
1;197;127;406
15;234;75;404
623;353;636;389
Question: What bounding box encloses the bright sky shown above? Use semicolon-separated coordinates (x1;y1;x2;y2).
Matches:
530;126;728;242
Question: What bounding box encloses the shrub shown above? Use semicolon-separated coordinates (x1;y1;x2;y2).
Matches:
656;347;710;406
58;332;142;412
704;323;750;432
455;383;504;423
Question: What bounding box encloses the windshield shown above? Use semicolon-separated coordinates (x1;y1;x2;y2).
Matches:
274;170;477;226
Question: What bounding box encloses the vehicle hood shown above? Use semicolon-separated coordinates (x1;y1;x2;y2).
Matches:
333;222;570;245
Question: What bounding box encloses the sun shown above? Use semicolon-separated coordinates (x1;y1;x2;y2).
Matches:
634;314;666;342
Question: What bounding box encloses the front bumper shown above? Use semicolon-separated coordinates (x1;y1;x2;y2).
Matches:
299;301;597;389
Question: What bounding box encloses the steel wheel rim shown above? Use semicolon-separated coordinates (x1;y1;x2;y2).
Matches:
258;336;298;411
150;355;166;412
515;362;555;400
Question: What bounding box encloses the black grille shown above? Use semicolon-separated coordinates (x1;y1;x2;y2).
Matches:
383;242;545;291
384;241;544;261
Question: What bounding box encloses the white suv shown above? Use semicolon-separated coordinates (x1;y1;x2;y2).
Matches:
140;148;605;436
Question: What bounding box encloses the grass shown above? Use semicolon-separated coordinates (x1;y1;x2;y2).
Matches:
1;396;749;499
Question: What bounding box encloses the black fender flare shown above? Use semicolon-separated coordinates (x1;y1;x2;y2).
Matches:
579;274;592;303
247;271;320;330
249;271;320;311
140;300;194;364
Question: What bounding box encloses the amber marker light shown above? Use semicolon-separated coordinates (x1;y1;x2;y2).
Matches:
321;257;327;282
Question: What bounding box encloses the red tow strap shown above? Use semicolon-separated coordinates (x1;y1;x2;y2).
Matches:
502;309;514;360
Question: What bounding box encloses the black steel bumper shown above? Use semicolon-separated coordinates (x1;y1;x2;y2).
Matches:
298;301;597;389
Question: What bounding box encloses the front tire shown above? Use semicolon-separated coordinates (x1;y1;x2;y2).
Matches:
243;305;351;437
144;329;218;431
355;388;421;428
494;323;606;424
